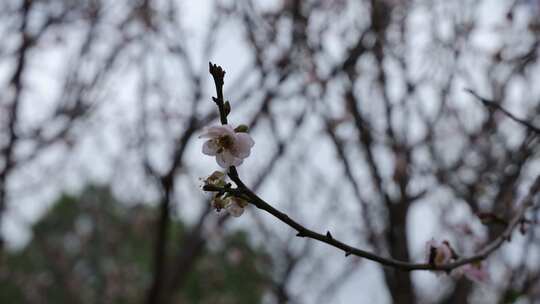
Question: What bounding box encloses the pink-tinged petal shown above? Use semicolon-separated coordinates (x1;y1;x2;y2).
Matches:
211;196;227;211
238;132;255;147
199;125;228;139
226;202;244;217
232;133;255;158
425;239;452;266
216;151;236;168
222;124;236;136
233;157;243;166
461;263;489;283
439;244;452;262
227;153;243;167
216;154;229;168
198;127;215;139
204;171;226;187
202;140;219;156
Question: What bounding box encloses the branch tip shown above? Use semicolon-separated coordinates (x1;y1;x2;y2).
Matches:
209;62;225;82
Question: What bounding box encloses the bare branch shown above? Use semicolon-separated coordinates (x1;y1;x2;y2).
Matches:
205;175;540;272
205;63;540;273
466;89;540;134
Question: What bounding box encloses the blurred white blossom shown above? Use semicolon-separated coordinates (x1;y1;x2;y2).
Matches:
425;239;453;266
457;262;489;283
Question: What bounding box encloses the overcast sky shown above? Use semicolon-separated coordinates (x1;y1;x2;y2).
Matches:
2;0;539;303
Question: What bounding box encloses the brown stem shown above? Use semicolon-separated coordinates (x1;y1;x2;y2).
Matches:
205;175;540;271
205;63;540;275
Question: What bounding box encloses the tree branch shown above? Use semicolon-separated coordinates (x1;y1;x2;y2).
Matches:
204;175;539;271
466;89;540;134
205;63;540;273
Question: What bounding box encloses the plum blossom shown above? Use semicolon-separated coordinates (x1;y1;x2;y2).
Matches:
211;195;228;211
425;239;454;266
203;171;226;187
425;239;489;282
201;171;248;218
203;171;228;211
199;124;254;168
224;197;248;217
209;195;248;217
459;262;489;283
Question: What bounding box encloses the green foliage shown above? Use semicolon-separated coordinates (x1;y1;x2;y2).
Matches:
0;185;269;303
501;289;524;304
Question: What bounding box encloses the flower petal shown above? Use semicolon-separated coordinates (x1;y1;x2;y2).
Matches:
440;244;452;261
205;171;226;186
226;202;244;217
461;263;489;283
202;140;219;155
232;133;255;158
222;124;236;136
216;151;236;168
425;239;452;266
233;157;243;166
199;125;228;139
463;265;489;283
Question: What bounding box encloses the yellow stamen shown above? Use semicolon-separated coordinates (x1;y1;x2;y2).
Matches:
217;135;234;150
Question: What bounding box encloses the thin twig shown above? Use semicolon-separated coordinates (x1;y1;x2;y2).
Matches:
209;62;228;125
466;89;540;134
204;175;539;271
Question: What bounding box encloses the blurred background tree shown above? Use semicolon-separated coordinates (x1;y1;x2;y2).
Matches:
0;186;270;303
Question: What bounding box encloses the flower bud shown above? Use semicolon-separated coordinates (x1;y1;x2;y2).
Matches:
204;171;226;187
234;124;249;133
425;239;453;266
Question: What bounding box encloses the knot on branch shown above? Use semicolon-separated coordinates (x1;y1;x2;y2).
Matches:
326;231;333;239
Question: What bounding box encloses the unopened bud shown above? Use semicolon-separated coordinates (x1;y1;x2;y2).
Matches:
204;171;226;187
234;124;249;133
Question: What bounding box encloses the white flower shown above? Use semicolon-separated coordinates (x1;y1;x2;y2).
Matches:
211;195;227;211
204;171;226;187
459;262;489;283
199;125;254;168
425;239;453;266
224;197;248;217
